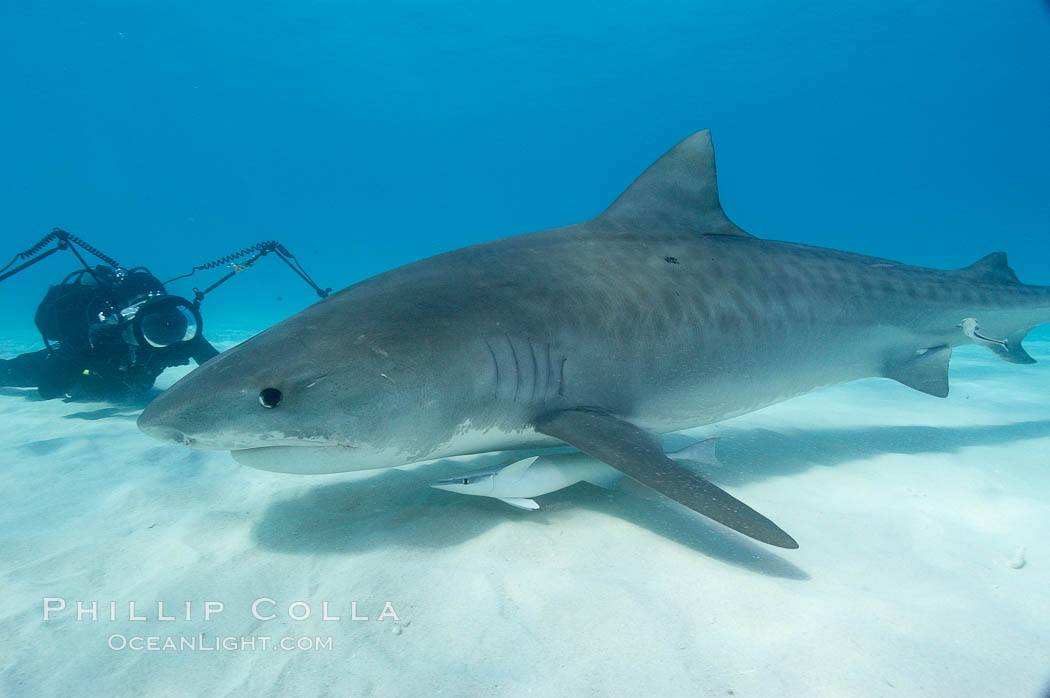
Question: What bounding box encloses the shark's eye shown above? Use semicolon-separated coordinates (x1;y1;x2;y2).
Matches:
462;478;470;485
259;388;283;408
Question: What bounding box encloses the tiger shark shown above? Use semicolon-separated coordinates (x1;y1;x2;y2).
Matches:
138;129;1050;549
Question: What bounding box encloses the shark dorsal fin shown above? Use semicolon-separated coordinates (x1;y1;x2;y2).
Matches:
591;130;754;238
962;252;1020;284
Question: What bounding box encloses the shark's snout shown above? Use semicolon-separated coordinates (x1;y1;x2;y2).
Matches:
137;404;195;446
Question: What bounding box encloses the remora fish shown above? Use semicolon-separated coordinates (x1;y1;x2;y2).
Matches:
431;439;720;510
138;130;1050;549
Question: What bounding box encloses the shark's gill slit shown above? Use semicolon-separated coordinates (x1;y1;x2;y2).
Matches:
505;334;520;403
541;342;552;403
483;338;500;399
527;338;539;403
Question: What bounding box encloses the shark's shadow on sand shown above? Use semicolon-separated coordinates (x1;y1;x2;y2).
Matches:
252;418;1050;579
696;417;1050;487
0;386;160;420
252;457;811;580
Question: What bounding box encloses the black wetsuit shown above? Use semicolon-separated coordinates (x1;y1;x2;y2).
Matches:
0;266;217;400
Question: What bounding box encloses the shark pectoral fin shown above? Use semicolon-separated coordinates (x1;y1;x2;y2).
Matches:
534;409;798;549
499;497;540;510
884;345;952;398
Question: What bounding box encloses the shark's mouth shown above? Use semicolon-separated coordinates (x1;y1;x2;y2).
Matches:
230;445;362;475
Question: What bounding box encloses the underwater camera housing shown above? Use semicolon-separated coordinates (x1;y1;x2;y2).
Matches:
33;265;206;359
118;294;203;349
7;229;325;365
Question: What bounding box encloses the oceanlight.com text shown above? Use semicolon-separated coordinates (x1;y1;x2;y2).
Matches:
107;634;334;652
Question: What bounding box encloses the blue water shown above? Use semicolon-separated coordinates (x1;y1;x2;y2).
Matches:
2;1;1048;335
2;4;1050;696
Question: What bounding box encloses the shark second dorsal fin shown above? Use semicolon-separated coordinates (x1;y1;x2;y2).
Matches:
591;130;754;238
961;252;1020;284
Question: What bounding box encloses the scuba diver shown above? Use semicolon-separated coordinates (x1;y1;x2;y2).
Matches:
0;229;328;401
0;265;217;399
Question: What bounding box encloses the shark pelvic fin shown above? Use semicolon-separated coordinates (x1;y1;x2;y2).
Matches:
884;345;952;397
534;408;798;549
961;252;1021;285
592;130;754;239
499;497;540;510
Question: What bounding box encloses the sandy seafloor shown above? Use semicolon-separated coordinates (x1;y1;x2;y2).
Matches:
1;327;1049;698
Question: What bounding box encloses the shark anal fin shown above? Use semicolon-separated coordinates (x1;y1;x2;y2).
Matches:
534;409;798;549
885;345;952;398
960;319;1036;365
1001;332;1037;365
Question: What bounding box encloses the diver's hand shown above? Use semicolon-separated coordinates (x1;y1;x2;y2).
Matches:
191;337;220;365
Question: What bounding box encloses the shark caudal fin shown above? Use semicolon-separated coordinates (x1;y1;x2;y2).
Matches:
591;130;754;238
